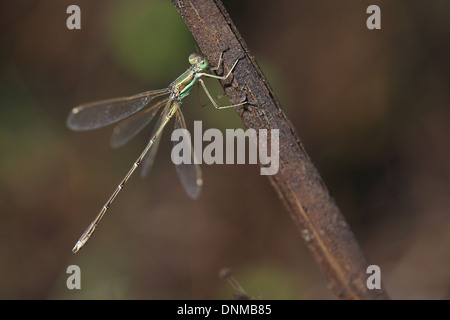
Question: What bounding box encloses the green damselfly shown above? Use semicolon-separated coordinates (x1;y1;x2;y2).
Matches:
68;53;245;253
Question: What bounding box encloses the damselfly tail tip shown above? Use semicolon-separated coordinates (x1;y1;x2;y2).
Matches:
72;241;84;253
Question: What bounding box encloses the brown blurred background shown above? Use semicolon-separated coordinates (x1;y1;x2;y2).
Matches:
1;0;449;299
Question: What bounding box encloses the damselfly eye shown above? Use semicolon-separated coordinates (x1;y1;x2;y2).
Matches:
189;53;198;65
199;58;209;70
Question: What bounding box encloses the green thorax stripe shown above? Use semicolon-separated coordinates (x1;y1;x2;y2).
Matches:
172;67;198;99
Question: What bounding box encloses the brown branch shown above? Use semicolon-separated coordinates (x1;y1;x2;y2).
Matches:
172;0;389;300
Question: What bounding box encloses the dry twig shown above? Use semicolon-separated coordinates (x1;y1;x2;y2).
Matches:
172;0;389;299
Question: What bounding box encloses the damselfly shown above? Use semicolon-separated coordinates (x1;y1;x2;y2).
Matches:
68;52;245;253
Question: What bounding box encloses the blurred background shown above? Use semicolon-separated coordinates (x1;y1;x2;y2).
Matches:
1;0;449;299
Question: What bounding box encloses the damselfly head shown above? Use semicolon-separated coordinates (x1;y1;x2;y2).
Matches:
188;53;209;70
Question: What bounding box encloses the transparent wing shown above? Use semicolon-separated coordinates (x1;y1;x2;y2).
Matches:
140;101;171;178
173;109;203;199
67;88;170;131
110;98;169;149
